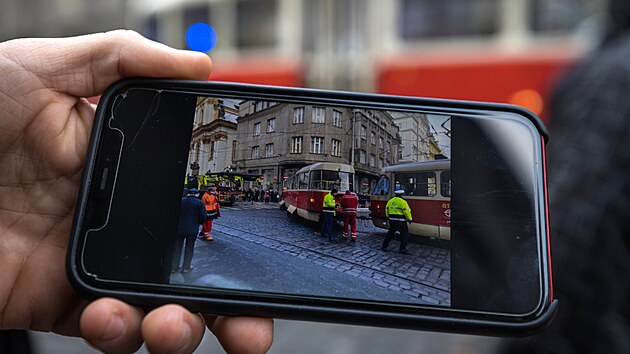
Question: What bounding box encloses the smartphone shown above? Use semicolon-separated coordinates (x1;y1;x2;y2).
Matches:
67;79;556;336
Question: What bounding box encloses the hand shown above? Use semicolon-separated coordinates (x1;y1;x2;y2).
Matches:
0;31;273;353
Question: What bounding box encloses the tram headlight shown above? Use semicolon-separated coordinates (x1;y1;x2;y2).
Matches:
309;197;315;203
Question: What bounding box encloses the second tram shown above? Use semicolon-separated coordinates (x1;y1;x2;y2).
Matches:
281;162;355;222
370;160;451;240
186;171;261;206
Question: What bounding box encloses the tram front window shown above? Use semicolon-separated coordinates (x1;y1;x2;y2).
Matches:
372;175;390;196
310;170;354;191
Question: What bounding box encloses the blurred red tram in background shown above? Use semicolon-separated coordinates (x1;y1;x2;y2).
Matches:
280;162;355;222
126;0;606;124
370;160;451;240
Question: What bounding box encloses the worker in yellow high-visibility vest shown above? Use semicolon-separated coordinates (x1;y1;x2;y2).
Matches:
382;189;413;254
321;188;338;242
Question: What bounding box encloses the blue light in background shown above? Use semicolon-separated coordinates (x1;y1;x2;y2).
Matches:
186;23;217;53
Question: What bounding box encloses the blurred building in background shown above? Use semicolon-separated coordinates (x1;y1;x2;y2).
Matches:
234;101;401;193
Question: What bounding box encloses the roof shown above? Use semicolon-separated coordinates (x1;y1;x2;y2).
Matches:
381;159;450;173
296;162;355;175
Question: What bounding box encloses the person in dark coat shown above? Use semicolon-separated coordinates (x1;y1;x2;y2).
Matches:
173;188;207;273
503;1;630;352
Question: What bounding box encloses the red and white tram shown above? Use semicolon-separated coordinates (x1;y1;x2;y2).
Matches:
281;162;354;222
370;160;451;240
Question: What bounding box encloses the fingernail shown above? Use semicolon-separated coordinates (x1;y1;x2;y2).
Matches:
101;314;125;342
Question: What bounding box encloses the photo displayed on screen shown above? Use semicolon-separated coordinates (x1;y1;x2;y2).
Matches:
171;96;452;307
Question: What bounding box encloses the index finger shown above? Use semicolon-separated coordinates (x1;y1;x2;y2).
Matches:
2;30;212;97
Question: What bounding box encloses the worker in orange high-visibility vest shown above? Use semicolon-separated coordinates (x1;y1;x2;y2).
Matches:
200;187;220;241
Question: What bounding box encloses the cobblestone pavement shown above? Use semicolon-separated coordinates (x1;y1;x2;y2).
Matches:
209;201;451;306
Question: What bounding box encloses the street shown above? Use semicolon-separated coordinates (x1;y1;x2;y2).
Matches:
33;204;500;354
171;202;451;306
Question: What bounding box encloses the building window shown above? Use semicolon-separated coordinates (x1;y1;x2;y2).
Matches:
312;107;325;124
360;125;367;140
194;142;200;162
293;107;304;124
254;101;277;113
209;141;215;161
359;150;366;164
195;107;204;127
311;136;324;154
232;140;237;162
265;143;274;158
379;137;384;149
331;139;341;157
371;131;376;145
332;110;342;127
379;159;384;169
291;136;303;154
267;118;276;133
251;145;260;159
253;122;261;136
369;154;375;167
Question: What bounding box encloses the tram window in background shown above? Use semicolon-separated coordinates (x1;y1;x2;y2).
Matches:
309;170;349;191
298;172;309;190
395;172;437;197
184;4;209;29
530;0;604;33
373;175;390;196
310;171;322;190
301;0;367;53
144;15;159;42
320;171;342;191
398;0;499;39
236;0;277;49
285;176;295;190
440;171;451;197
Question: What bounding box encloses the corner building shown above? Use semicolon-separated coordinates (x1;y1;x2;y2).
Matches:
234;101;400;193
188;97;239;176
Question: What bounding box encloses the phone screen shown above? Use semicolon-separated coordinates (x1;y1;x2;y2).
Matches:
77;86;547;317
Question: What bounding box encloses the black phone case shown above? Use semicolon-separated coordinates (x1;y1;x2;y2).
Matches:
67;78;557;337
